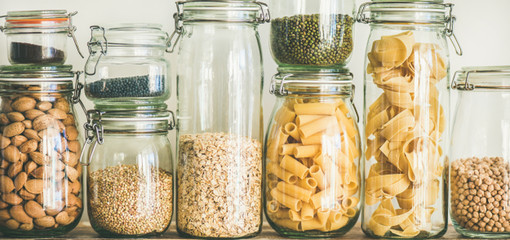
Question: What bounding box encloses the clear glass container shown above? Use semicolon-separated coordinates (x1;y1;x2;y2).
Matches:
450;66;510;238
83;110;174;238
264;71;361;238
358;1;460;238
84;24;171;110
269;0;355;71
0;10;83;65
172;1;269;238
0;65;83;237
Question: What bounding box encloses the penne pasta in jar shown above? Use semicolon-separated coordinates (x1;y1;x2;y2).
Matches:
264;72;360;238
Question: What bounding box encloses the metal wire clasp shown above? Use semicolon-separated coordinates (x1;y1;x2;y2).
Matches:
85;25;108;75
79;110;105;166
445;3;462;56
255;1;270;23
67;11;84;58
167;1;185;53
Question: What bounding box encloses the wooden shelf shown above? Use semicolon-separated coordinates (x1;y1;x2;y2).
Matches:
1;223;467;239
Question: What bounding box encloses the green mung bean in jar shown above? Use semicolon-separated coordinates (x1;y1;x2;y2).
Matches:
269;0;355;71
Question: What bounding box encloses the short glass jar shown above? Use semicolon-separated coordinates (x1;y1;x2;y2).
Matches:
450;66;510;238
0;65;83;237
269;0;355;71
265;71;361;238
84;24;171;110
83;110;175;238
0;10;83;65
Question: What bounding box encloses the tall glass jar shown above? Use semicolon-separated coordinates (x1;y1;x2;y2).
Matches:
84;24;171;110
83;110;174;238
265;71;361;238
269;0;355;71
172;1;269;238
0;65;83;236
358;1;461;238
450;66;510;238
0;10;83;65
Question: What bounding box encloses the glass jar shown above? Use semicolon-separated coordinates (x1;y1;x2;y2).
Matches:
450;66;510;238
0;65;83;236
84;24;171;110
269;0;355;71
0;10;83;65
172;1;269;238
83;110;175;237
358;1;461;238
264;71;361;238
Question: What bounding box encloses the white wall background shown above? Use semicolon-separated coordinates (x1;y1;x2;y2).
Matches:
1;0;509;225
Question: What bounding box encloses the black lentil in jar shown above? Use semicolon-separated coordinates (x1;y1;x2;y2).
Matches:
10;42;66;64
270;14;354;67
86;75;166;98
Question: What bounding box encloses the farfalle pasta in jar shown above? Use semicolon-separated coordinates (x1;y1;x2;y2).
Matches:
358;1;461;238
264;72;361;238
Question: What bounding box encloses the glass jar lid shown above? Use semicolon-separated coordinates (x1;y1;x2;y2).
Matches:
176;0;270;23
452;66;510;91
270;70;354;97
357;1;451;24
0;65;77;94
1;10;71;32
86;110;175;134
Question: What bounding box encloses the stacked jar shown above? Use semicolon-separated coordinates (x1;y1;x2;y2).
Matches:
0;10;85;237
265;0;361;238
171;1;269;238
358;1;461;238
82;24;175;237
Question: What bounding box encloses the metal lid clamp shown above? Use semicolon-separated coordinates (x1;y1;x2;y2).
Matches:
79;110;104;166
451;68;510;90
167;0;270;53
66;11;85;58
85;25;108;75
356;1;462;56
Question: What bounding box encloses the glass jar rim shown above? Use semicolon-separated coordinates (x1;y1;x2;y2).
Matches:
453;66;510;91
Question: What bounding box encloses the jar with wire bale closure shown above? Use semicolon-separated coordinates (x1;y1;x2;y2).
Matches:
358;1;462;238
84;110;175;237
264;71;361;238
269;0;355;71
84;24;171;110
0;10;83;65
450;66;510;238
0;65;83;237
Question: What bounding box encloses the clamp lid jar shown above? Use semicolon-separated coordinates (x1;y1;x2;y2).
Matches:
265;71;361;238
1;10;83;65
84;24;171;111
450;66;510;238
269;0;355;71
0;65;84;237
83;110;175;238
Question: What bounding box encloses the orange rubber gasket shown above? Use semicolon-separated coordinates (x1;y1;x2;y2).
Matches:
7;18;68;24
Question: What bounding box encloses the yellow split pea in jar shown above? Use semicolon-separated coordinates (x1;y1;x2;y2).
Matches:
264;72;361;238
